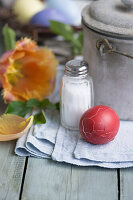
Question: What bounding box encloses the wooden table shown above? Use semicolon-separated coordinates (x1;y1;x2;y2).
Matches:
0;136;133;200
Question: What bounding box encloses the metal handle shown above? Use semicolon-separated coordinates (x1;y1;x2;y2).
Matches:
96;39;133;59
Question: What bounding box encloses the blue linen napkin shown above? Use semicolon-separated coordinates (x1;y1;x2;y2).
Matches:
15;65;133;168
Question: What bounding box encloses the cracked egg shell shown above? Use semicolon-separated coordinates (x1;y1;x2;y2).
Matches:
79;105;120;145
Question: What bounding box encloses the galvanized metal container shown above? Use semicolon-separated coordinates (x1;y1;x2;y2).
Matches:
82;0;133;120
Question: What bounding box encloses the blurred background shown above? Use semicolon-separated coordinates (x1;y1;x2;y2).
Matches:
0;0;94;63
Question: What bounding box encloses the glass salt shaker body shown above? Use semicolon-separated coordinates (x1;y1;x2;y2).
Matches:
60;60;94;130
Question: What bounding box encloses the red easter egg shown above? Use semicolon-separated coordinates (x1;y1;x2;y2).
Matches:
79;105;120;145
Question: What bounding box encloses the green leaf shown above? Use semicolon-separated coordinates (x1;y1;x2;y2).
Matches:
41;99;60;110
77;31;83;46
72;46;80;55
41;99;50;108
2;24;16;51
50;20;83;56
47;102;56;110
71;40;82;55
71;33;83;55
26;98;41;109
50;20;74;42
34;110;46;124
55;102;60;111
41;99;55;109
5;101;32;117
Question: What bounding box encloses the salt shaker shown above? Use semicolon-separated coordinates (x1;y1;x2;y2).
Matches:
60;60;94;130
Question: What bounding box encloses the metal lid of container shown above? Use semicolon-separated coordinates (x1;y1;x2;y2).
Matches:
82;0;133;39
65;60;89;77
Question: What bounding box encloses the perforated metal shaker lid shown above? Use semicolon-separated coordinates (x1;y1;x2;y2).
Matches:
82;0;133;39
65;60;89;77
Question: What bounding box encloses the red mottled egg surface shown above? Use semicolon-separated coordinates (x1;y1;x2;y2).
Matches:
79;105;120;145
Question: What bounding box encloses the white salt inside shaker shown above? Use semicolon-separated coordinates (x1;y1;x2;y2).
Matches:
60;60;94;130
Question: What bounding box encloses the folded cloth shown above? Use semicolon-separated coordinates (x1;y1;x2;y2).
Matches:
15;109;60;158
75;121;133;163
15;64;133;168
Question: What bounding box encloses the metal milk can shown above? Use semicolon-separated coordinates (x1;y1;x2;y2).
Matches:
82;0;133;120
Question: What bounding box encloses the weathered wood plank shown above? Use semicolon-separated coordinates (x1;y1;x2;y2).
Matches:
0;141;26;200
22;159;72;200
0;95;26;200
120;168;133;200
70;166;118;200
0;102;26;200
22;158;118;200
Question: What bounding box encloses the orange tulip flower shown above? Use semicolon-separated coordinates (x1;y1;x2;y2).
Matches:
0;38;58;102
